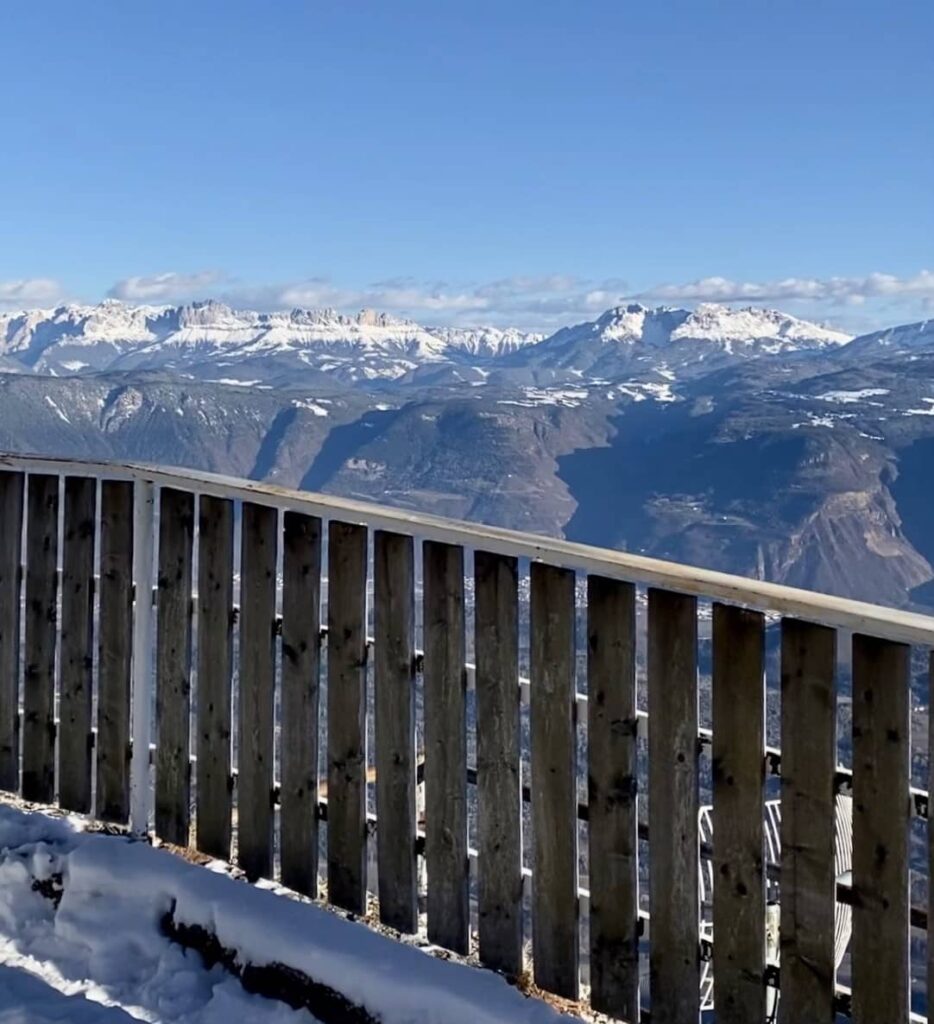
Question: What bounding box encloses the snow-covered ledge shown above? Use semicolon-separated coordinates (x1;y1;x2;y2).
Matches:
0;804;579;1024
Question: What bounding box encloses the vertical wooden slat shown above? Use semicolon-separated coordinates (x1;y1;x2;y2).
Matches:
587;574;638;1019
97;479;133;822
280;511;321;897
530;562;578;999
327;520;368;915
237;501;278;881
476;550;522;976
22;474;59;804
0;472;24;791
196;494;234;858
154;487;194;845
851;633;910;1024
374;530;417;933
59;476;96;813
779;618;837;1024
712;603;766;1024
647;587;699;1024
930;652;934;1024
423;540;469;953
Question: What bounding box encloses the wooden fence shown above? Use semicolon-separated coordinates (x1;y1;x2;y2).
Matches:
0;453;932;1023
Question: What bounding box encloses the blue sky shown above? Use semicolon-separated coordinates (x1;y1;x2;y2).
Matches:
1;0;931;331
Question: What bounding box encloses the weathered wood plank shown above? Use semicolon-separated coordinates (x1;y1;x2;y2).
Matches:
97;479;133;822
475;550;522;976
779;618;837;1024
712;603;766;1024
59;476;97;813
22;474;59;805
530;562;578;999
237;502;278;881
851;633;910;1024
423;540;469;954
647;587;699;1024
930;652;934;1024
196;495;234;858
374;530;417;933
154;487;194;845
0;471;24;792
280;511;321;897
327;520;368;915
587;574;638;1019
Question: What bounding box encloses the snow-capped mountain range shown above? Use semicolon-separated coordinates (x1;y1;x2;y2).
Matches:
0;299;854;385
2;298;934;610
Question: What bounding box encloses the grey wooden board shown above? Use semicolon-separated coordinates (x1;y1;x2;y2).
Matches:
22;474;59;805
647;587;699;1024
930;652;934;1024
851;633;910;1024
712;603;766;1024
374;530;417;933
280;511;321;897
327;520;368;915
97;479;133;823
196;494;234;858
423;540;469;954
0;471;24;791
155;487;194;845
530;562;579;999
779;618;837;1024
587;574;638;1019
59;476;97;814
237;501;278;881
475;550;522;976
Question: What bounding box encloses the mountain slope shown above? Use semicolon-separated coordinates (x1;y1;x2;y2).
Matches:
5;302;934;609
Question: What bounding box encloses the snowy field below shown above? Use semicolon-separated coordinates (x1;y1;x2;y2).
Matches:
0;803;579;1024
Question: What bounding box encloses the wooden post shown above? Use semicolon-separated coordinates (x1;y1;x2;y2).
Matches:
374;530;418;934
59;476;97;814
779;618;837;1023
130;478;155;834
647;587;699;1024
930;651;934;1024
587;574;638;1019
196;494;234;859
237;501;278;881
327;520;368;915
280;511;322;897
475;550;522;977
97;479;134;823
154;487;194;845
530;562;578;1000
712;603;766;1024
851;634;909;1024
423;540;469;954
0;471;24;792
22;474;59;805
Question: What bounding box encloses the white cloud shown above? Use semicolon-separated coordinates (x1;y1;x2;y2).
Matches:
0;278;65;310
637;270;934;306
108;270;225;302
252;273;630;327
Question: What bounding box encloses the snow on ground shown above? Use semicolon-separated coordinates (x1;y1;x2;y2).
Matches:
0;808;313;1023
0;805;577;1024
905;398;934;416
816;388;890;404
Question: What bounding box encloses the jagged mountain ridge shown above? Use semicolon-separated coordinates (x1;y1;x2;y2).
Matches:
0;299;849;384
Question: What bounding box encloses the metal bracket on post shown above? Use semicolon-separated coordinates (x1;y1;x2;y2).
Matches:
130;477;155;835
